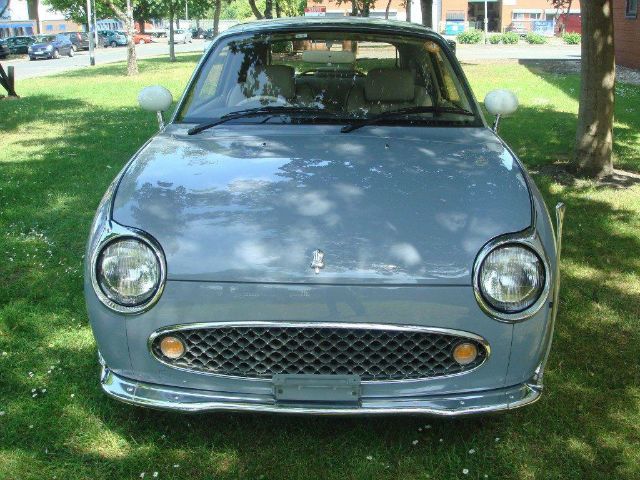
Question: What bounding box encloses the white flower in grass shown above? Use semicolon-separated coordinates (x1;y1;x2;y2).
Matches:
439;438;443;442
418;427;422;432
366;455;373;461
463;468;469;475
32;389;36;393
412;440;418;445
425;425;431;429
29;425;34;429
173;465;179;468
139;473;145;479
152;473;158;478
495;437;500;442
0;411;5;416
70;394;75;398
469;449;475;454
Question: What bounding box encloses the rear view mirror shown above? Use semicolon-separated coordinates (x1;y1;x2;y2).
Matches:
484;89;518;132
138;85;173;129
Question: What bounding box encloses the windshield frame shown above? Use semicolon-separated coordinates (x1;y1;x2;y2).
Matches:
171;24;486;129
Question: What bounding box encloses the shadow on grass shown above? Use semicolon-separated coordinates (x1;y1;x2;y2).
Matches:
517;59;640;173
1;63;640;479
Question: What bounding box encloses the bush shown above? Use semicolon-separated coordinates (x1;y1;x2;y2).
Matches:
562;32;581;44
502;32;520;44
456;29;483;44
488;34;503;44
271;40;293;54
525;32;547;44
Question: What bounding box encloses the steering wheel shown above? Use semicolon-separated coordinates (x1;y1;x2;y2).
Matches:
236;95;287;107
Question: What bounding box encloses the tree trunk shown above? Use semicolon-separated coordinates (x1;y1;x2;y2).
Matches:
213;0;221;36
168;6;176;62
351;0;358;16
572;0;615;177
26;0;41;34
421;0;433;27
362;1;370;17
275;0;281;18
248;0;263;19
0;64;19;97
125;0;138;75
405;0;411;22
385;0;392;19
105;0;138;75
265;0;273;19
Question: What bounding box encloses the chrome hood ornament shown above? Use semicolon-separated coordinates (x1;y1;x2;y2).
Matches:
310;249;325;274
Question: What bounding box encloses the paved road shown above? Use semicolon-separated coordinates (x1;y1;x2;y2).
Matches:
1;39;580;80
2;39;207;80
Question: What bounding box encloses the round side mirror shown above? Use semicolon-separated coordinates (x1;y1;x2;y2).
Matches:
484;89;519;117
138;85;173;113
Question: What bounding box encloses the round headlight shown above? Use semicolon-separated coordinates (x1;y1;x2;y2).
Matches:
478;244;545;314
96;238;161;307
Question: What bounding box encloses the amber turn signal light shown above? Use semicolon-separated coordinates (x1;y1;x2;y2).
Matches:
160;336;185;359
452;342;478;365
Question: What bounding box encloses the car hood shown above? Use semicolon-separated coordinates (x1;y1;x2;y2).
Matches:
112;125;532;285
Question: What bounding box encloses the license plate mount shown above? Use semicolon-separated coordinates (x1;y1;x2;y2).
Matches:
273;374;361;403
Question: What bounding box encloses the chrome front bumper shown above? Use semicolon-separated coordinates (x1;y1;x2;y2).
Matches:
100;364;542;415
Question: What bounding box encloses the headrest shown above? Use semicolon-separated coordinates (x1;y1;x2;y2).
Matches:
364;68;415;102
243;64;295;99
301;50;356;64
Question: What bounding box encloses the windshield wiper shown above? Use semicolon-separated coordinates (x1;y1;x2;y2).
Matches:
340;106;476;133
187;106;333;135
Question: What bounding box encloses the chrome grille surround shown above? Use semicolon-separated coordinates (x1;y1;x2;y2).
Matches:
149;322;490;383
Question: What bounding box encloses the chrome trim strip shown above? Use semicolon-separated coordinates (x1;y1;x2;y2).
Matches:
89;221;167;315
100;365;541;416
533;202;566;387
147;321;491;385
472;225;552;323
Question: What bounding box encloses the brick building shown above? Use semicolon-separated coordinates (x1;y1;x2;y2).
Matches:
613;0;640;68
306;0;580;34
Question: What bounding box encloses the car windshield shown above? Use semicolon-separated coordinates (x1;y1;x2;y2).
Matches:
178;30;480;127
36;35;56;42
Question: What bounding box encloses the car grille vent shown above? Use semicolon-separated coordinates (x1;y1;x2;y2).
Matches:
151;325;487;382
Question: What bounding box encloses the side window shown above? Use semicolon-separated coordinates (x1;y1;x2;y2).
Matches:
355;42;397;73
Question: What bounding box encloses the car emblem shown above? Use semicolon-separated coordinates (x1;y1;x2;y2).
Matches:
310;249;325;274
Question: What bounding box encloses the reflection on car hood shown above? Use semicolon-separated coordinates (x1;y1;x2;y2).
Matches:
112;125;532;285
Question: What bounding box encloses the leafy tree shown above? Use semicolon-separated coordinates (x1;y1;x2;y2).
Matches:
572;0;615;177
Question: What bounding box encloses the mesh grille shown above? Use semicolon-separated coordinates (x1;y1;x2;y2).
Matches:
151;325;487;381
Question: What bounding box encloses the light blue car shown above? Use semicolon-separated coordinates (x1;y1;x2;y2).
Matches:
85;17;565;415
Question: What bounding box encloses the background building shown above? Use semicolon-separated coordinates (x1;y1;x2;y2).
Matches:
0;0;81;37
305;0;581;34
613;0;639;68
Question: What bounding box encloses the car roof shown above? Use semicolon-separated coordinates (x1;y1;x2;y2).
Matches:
223;16;440;39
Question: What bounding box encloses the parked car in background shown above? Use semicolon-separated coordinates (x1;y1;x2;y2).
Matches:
99;30;127;47
88;18;566;416
6;36;36;54
62;31;90;51
171;29;192;43
191;27;205;39
133;32;153;44
0;39;11;58
28;34;74;60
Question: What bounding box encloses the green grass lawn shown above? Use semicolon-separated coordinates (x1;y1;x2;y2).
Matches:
1;55;640;480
